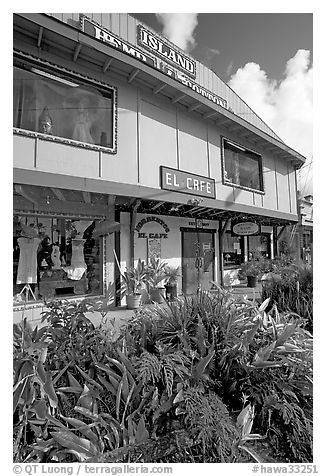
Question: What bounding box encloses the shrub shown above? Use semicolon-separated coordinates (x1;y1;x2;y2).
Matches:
262;263;313;332
13;291;313;463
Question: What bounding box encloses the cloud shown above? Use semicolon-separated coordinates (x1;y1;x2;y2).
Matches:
208;48;220;57
155;13;198;52
228;50;313;193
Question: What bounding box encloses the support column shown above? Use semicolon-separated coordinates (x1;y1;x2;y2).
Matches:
218;219;230;287
129;200;141;267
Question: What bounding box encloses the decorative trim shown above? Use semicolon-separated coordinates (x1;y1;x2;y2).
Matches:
102;235;108;296
221;136;265;195
13;209;106;219
13;49;118;154
13;292;106;312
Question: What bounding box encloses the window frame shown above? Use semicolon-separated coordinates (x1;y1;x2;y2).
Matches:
221;136;264;194
13;50;117;154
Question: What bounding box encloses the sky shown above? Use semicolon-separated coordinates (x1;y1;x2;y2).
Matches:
132;12;313;196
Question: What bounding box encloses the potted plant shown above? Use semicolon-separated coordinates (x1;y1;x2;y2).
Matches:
147;258;168;304
238;258;268;288
121;259;148;309
164;265;181;301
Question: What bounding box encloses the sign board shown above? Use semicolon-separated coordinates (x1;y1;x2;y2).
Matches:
81;17;156;68
135;216;170;239
137;25;196;78
161;166;216;199
231;221;261;236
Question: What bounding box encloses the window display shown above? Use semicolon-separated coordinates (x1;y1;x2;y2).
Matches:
13;215;103;304
13;63;115;150
223;231;243;268
248;234;271;259
222;138;263;192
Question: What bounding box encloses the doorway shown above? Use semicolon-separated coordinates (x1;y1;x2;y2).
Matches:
181;229;215;295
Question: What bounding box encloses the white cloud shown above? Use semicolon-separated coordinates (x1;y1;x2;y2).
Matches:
228;50;313;193
155;13;198;51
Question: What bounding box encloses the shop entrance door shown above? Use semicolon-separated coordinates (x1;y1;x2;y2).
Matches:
182;229;215;295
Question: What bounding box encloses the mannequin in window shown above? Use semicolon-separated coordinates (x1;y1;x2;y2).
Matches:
64;238;87;280
72;100;94;144
51;243;62;269
38;106;53;135
37;236;53;270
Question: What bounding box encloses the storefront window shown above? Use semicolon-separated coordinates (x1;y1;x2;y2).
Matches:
247;234;271;259
13;215;103;304
223;231;243;268
222;138;263;192
13;63;115;150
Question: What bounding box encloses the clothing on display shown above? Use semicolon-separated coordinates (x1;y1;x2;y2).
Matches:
51;245;62;269
16;237;41;284
64;238;87;280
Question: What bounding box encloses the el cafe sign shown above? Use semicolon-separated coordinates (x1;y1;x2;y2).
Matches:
136;216;170;239
161;166;216;199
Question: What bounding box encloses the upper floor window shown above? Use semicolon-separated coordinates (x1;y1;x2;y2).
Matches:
13;61;116;152
221;137;264;192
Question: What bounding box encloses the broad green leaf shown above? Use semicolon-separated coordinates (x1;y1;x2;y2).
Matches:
238;444;265;463
193;349;215;379
121;369;130;402
116;349;136;375
97;375;117;396
251;360;282;369
237;404;254;438
276;324;297;347
43;371;58;408
75;365;104;391
13;378;28;413
36;361;46;384
52;430;98;460
67;371;83;389
173;388;184;404
127;417;136;445
56;386;84;394
61;416;100;448
134;416;149;444
116;377;123;419
34;399;47;419
52;363;71;385
258;298;271;313
77;384;94;412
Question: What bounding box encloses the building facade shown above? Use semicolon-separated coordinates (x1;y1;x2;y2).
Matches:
13;13;306;322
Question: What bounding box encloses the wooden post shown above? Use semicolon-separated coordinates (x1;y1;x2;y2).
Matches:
218;219;230;287
129;200;141;267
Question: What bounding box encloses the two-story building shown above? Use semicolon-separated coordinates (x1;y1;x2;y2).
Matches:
13;13;306;322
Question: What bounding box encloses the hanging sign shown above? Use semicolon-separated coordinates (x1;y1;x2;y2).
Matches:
161;166;216;199
231;221;261;236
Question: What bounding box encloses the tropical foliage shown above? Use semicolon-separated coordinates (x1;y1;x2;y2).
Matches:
13;289;313;463
262;262;313;333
